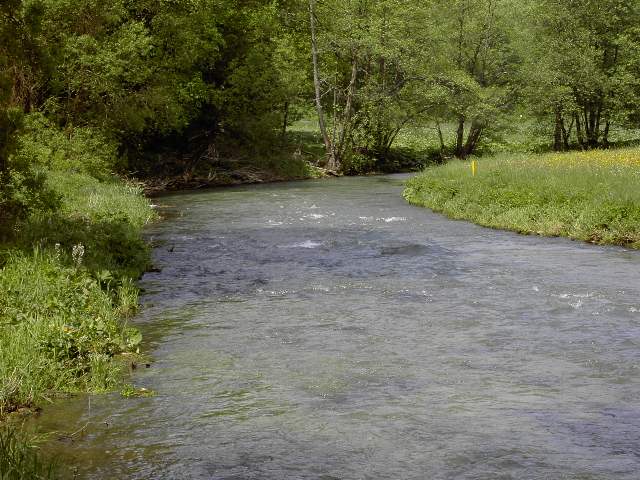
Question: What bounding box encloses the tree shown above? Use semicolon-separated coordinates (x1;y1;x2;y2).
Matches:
526;0;640;149
421;0;520;158
308;0;434;171
0;0;55;235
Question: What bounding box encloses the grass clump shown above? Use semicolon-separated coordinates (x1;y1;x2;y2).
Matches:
404;147;640;248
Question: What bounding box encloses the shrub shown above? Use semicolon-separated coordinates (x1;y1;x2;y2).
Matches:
0;109;59;240
15;113;119;180
341;151;377;175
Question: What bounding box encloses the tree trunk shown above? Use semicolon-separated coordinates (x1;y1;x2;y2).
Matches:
602;119;611;148
436;120;446;156
561;117;573;150
455;115;465;158
383;127;403;157
308;0;336;169
553;109;563;151
281;101;289;146
336;55;358;159
584;105;600;148
463;121;483;157
574;113;585;149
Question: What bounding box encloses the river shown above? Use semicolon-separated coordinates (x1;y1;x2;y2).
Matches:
42;174;640;479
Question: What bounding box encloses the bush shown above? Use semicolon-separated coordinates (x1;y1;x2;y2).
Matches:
16;113;119;179
0;110;59;240
340;151;377;175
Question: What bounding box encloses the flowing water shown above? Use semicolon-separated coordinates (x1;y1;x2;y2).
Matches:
42;175;640;479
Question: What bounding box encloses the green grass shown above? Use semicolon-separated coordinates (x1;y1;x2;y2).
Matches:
404;147;640;248
0;171;156;418
0;118;157;478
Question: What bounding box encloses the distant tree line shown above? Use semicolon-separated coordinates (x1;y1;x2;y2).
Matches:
2;0;640;227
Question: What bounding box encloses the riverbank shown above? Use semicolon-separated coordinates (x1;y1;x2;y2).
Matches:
138;121;429;195
141;157;328;196
0;169;155;477
404;147;640;249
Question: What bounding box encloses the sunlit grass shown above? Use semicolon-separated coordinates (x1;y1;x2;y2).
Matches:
0;171;156;417
404;147;640;248
49;171;155;228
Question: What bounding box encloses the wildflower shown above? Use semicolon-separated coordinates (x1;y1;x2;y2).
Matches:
72;243;85;266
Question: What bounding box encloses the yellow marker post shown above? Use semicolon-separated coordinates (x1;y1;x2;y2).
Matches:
471;159;477;176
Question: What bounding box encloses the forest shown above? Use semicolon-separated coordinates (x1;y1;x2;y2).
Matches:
1;0;640;477
2;0;640;228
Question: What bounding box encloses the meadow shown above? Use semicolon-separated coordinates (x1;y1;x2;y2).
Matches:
404;148;640;249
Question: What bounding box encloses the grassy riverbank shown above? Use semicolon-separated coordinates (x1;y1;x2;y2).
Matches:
0;169;155;477
404;148;640;249
1;171;154;416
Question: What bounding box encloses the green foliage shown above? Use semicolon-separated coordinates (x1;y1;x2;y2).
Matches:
5;168;153;280
1;0;640;182
0;245;145;414
120;384;154;398
0;163;155;416
0;110;58;240
17;114;119;178
521;0;640;149
340;151;377;176
0;248;139;405
404;148;640;248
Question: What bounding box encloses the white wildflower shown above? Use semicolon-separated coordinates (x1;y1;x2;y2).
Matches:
72;243;85;266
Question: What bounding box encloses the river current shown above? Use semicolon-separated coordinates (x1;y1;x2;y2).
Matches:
43;175;640;479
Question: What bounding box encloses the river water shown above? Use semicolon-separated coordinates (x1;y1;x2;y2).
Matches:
43;175;640;479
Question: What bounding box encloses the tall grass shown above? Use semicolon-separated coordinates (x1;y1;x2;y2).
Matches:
0;114;156;477
0;170;155;477
404;147;640;248
0;171;155;480
0;248;140;415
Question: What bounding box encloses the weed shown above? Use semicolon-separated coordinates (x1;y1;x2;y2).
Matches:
120;384;155;398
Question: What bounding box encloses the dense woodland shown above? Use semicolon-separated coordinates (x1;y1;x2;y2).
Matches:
1;0;640;232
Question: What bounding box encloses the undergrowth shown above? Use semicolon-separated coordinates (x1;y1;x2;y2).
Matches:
0;170;154;415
